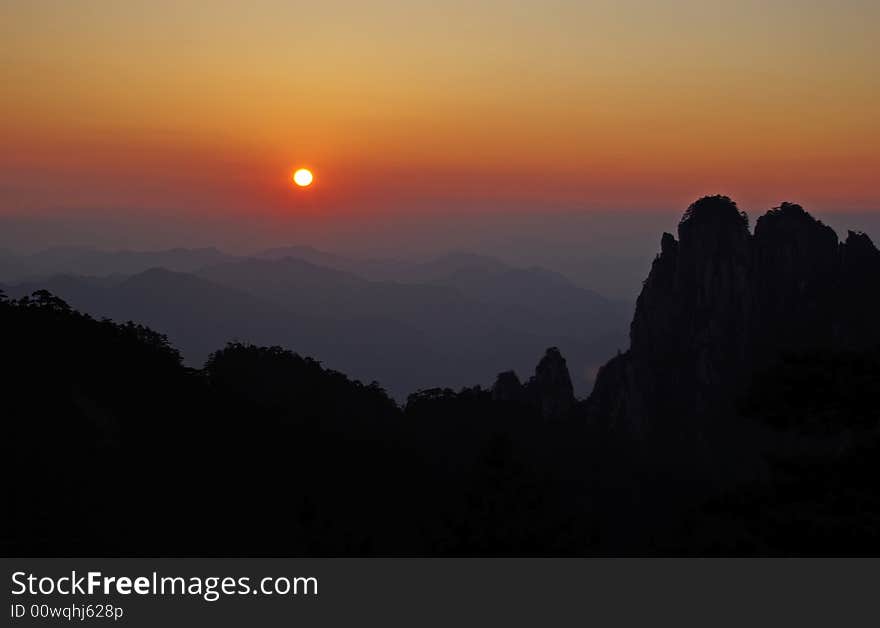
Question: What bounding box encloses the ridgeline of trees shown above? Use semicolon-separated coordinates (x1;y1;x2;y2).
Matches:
1;291;598;555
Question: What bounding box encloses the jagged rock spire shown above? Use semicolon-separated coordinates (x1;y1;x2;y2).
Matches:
530;347;575;421
491;347;576;420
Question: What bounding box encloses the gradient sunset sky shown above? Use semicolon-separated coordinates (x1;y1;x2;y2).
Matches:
2;0;878;245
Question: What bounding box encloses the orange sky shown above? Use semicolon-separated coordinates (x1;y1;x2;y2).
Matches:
2;0;878;225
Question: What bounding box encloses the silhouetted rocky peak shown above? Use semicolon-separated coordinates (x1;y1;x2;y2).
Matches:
627;196;754;428
491;370;526;403
754;202;837;249
842;230;880;262
491;347;576;420
677;196;752;294
660;232;677;256
675;195;752;302
753;202;838;268
753;201;839;352
528;347;575;420
588;195;880;439
678;194;749;239
840;230;880;286
837;230;880;348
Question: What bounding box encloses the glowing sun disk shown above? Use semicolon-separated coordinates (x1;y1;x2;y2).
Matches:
293;168;313;187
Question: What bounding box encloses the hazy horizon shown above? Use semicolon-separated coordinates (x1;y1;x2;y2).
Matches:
3;203;879;298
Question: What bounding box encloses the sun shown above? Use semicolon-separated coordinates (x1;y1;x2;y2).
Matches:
292;168;313;187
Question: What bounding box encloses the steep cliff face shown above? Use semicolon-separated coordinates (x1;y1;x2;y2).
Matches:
588;196;880;438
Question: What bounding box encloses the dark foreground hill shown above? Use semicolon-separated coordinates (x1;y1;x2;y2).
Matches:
1;290;614;555
3;195;880;555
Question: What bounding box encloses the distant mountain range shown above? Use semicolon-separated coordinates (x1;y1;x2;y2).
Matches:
1;247;629;398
